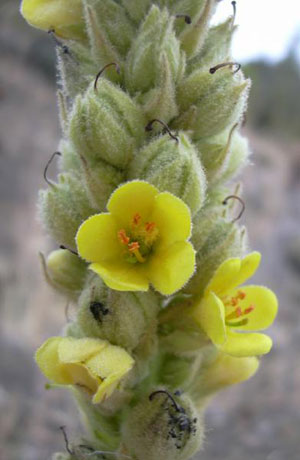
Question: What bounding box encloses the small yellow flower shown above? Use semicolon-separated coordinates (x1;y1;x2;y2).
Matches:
76;181;195;295
190;252;278;357
20;0;86;40
35;336;134;403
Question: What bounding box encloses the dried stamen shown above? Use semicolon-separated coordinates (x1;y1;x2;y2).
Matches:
145;119;179;143
94;62;120;91
43;151;61;187
175;14;192;24
232;1;237;24
149;390;183;413
59;426;73;455
222;195;245;223
59;245;78;256
210;61;241;74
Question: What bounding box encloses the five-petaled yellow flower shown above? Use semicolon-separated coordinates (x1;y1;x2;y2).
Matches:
190;252;278;357
76;181;196;295
21;0;85;40
35;336;134;403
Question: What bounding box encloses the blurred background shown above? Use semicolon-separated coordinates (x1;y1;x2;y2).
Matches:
0;0;299;459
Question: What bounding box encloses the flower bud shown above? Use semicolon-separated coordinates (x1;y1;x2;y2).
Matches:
77;275;160;352
127;133;206;215
43;249;87;297
120;0;151;23
122;390;203;460
38;173;96;250
125;6;184;95
175;68;250;139
69;81;146;169
20;0;86;40
195;126;250;185
187;17;236;74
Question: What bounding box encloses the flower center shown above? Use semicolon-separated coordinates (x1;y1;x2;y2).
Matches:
117;213;159;264
223;290;255;327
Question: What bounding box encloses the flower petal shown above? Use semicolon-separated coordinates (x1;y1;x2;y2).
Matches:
205;257;241;297
58;337;107;363
230;285;278;331
107;181;158;228
221;330;273;357
76;213;120;263
232;252;261;289
90;261;149;291
191;292;226;346
148;241;195;295
35;337;71;384
151;191;192;246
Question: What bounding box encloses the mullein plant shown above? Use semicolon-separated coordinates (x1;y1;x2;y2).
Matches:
21;1;278;459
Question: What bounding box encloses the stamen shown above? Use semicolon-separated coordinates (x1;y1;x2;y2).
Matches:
132;213;141;226
118;230;130;245
209;61;241;75
94;62;121;92
238;290;246;299
59;426;73;455
129;242;146;263
145;119;179;143
128;241;140;252
232;1;237;24
175;14;192;24
225;306;242;321
44;151;61;187
149;390;183;413
59;245;78;256
244;305;255;315
145;222;156;233
222;195;246;223
226;318;248;328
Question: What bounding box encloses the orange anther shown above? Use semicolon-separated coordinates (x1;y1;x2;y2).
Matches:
132;213;141;225
231;297;238;306
128;241;140;252
236;307;242;317
238;290;246;299
145;222;156;233
118;229;130;245
244;305;255;315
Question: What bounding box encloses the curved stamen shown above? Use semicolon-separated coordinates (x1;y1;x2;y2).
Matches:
222;195;245;223
175;14;192;24
59;245;79;256
149;390;182;413
145;119;179;143
231;1;237;24
59;426;73;455
94;62;120;91
209;61;241;75
43;151;61;187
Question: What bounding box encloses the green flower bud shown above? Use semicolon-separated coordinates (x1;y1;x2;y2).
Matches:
175;67;250;138
176;0;217;57
69;81;146;169
122;390;203;460
125;6;184;95
41;249;87;297
88;0;135;57
58;140;82;176
186;205;247;295
187;17;236;74
127;133;206;215
77;275;160;352
121;0;152;23
195;125;250;185
38;173;96;250
159;353;201;391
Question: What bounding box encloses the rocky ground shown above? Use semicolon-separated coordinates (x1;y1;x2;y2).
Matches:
1;4;300;460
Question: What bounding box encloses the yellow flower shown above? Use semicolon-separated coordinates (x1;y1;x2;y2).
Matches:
20;0;86;40
76;181;195;295
190;252;278;357
35;336;134;403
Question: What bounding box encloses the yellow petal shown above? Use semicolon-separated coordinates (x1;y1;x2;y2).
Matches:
221;330;273;357
151;191;192;246
107;181;158;228
35;337;71;384
205;257;241;296
92;372;125;403
90;261;149;291
230;285;278;331
191;292;226;346
76;213;120;263
232;252;261;289
21;0;85;40
148;241;195;295
58;337;107;364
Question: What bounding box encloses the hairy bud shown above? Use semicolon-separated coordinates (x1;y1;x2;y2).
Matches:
128;133;206;215
122;390;203;460
69;81;146;169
